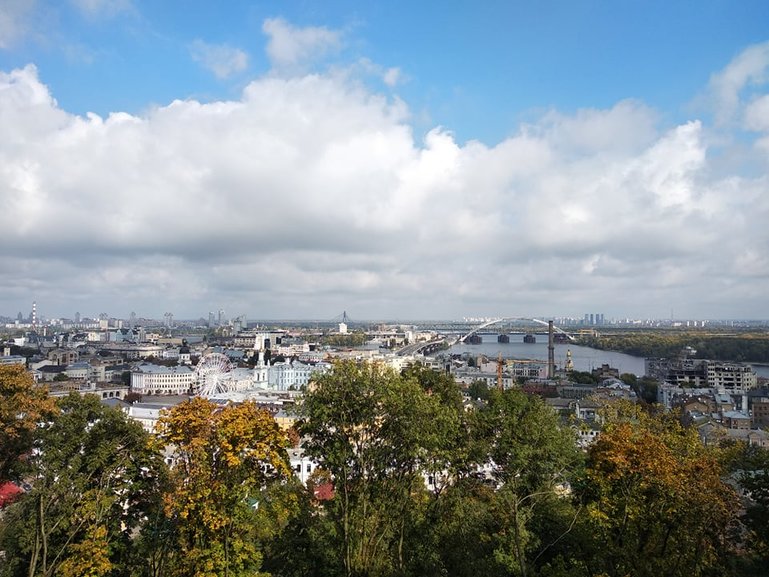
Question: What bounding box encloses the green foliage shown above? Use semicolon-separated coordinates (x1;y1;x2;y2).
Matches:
3;362;763;576
319;332;368;347
723;443;769;572
467;379;491;401
299;360;445;576
471;389;581;577
580;329;769;362
0;393;168;577
566;371;598;385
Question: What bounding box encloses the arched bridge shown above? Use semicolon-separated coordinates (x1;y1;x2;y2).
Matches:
454;317;575;345
395;317;575;357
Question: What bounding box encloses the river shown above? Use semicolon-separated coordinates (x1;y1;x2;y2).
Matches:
445;333;645;377
443;333;769;379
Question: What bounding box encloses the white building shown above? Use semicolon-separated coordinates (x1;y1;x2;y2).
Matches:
131;363;196;395
64;361;91;380
268;360;330;391
0;355;26;366
288;447;319;484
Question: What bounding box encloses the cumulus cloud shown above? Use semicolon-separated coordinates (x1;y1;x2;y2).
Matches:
262;17;342;70
189;40;249;79
1;41;769;319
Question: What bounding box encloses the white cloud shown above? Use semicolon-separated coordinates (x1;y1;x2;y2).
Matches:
189;40;249;79
0;0;36;49
70;0;133;19
383;67;401;87
709;40;769;124
1;42;769;319
262;17;342;70
744;94;769;132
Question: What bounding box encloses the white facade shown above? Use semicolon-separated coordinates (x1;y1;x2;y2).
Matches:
131;363;196;395
288;447;319;484
128;404;165;433
268;361;329;391
64;361;90;380
162;348;180;360
0;355;26;366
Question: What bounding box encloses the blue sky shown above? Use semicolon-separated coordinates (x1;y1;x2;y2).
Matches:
5;0;768;142
1;0;769;320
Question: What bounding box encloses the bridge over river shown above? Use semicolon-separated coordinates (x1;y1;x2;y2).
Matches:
396;317;575;363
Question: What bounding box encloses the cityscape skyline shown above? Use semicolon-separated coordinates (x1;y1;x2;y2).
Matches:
2;300;767;326
2;2;769;320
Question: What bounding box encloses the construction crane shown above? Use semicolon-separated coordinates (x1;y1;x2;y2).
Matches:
496;352;504;390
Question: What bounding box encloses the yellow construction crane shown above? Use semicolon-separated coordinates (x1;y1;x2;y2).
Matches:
496;352;504;390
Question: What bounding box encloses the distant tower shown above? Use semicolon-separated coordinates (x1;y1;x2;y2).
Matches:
565;349;574;372
31;301;37;327
75;311;81;324
129;311;137;328
547;320;555;379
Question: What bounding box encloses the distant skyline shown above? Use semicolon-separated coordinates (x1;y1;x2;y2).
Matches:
2;1;769;320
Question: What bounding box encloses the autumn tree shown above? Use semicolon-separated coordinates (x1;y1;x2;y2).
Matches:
0;364;56;483
156;397;291;577
0;393;167;577
579;408;738;577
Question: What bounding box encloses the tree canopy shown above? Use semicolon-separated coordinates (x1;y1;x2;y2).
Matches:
1;361;767;577
0;364;56;483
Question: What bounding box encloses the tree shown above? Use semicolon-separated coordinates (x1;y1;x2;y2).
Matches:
467;379;491;401
470;389;581;577
300;360;459;577
0;365;57;483
0;393;167;577
156;397;291;577
579;408;738;577
723;443;769;574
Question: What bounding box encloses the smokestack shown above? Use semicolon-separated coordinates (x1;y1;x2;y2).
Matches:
548;320;555;379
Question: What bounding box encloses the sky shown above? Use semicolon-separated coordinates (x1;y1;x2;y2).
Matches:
2;0;769;322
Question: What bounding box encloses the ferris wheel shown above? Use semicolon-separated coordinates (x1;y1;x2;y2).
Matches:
195;352;233;397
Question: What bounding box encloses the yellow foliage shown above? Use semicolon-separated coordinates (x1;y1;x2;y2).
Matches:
157;397;291;575
57;525;113;577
